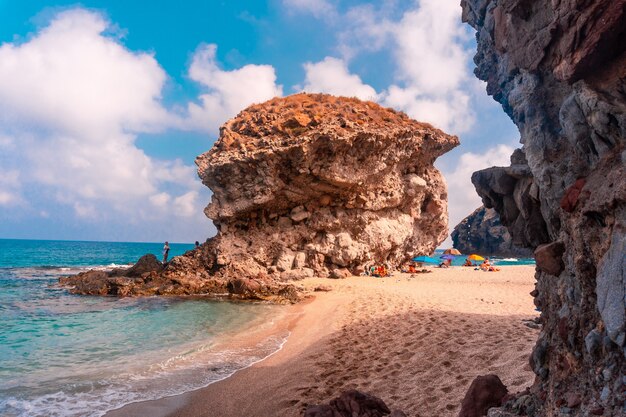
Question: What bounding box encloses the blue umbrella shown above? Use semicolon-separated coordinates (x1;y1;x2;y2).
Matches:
412;256;440;264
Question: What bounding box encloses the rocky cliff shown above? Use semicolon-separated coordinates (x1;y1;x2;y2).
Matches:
197;93;458;280
61;94;457;300
452;205;533;257
461;0;626;415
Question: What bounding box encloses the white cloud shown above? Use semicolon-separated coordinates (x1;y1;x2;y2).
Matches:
300;57;378;101
282;0;337;19
0;169;21;206
0;9;173;134
440;144;515;247
0;9;204;226
173;191;199;218
0;191;18;206
149;192;171;209
315;0;478;134
183;44;283;133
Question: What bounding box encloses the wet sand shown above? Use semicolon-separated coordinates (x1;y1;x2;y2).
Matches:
106;265;538;417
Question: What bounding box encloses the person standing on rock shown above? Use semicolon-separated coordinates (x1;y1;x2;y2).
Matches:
162;241;170;263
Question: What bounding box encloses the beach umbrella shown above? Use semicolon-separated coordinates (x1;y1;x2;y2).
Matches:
412;256;440;264
468;254;485;261
440;254;456;260
443;248;462;255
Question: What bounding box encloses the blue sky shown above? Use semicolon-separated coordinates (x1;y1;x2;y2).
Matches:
0;0;519;244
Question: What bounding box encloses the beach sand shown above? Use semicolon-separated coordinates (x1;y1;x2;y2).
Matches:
106;265;539;417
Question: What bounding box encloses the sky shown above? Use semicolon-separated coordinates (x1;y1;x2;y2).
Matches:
0;0;519;245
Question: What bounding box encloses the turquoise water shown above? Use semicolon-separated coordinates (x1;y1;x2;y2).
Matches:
0;239;286;417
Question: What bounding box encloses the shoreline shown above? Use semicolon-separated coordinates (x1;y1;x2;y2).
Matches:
106;265;539;417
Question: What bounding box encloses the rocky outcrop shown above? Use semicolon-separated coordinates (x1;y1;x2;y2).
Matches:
61;94;457;302
452;205;533;257
59;244;301;303
462;0;626;415
196;93;458;280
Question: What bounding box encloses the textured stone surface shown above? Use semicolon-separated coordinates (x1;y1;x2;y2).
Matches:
304;390;405;417
452;205;533;257
533;242;565;277
197;93;458;279
462;0;626;415
458;374;508;417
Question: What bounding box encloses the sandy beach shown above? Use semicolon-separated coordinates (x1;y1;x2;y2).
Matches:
107;265;539;417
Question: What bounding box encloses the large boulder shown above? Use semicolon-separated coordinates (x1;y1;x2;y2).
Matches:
452;205;533;257
196;93;458;278
461;0;626;415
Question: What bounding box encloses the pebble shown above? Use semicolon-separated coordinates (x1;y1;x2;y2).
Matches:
585;329;601;354
600;386;610;403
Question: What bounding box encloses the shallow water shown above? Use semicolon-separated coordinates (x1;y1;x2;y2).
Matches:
0;239;286;417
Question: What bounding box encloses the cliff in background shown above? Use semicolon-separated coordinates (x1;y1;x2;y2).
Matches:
461;0;626;415
452;205;533;258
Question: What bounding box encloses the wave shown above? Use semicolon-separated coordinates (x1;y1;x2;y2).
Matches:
0;332;289;417
0;264;133;280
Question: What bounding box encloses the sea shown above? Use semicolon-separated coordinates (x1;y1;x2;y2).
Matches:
0;239;288;417
432;249;536;266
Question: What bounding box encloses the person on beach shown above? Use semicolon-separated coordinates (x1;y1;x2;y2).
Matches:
195;241;200;248
463;258;472;267
162;241;170;263
480;258;492;271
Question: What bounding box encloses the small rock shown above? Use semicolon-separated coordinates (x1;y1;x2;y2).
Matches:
534;241;565;276
600;385;610;403
304;390;393;417
314;285;332;292
319;194;331;206
125;254;164;277
330;268;351;279
290;206;310;222
293;251;307;268
559;178;586;213
590;405;604;415
277;216;293;229
565;392;581;408
585;329;602;355
459;374;508;417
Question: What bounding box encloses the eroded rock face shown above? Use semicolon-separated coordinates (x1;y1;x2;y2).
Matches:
196;93;458;279
451;205;533;257
462;0;626;415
